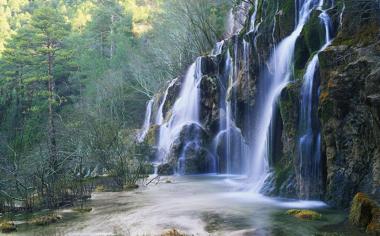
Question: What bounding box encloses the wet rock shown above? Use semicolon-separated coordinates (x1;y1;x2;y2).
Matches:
157;163;174;176
367;208;380;235
95;185;106;192
29;214;62;226
0;222;16;233
145;125;159;146
349;193;379;228
160;229;186;236
200;76;219;134
165;123;213;174
286;209;322;220
163;78;182;119
318;5;380;207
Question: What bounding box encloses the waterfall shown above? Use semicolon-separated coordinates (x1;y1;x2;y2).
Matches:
212;40;224;56
298;3;332;198
249;0;259;33
155;78;178;126
248;0;319;192
156;58;203;163
137;99;153;142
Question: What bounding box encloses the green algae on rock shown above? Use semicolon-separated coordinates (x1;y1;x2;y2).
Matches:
287;209;322;220
29;214;62;226
349;192;380;235
0;221;17;233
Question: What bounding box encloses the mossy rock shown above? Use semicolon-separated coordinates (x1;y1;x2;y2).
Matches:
73;207;93;213
161;228;186;236
349;192;378;228
0;222;16;233
124;184;139;190
367;208;380;234
286;209;322;220
29;214;62;226
157;163;174;175
145;125;159;146
95;185;106;192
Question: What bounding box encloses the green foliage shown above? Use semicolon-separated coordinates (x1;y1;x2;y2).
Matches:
0;0;230;212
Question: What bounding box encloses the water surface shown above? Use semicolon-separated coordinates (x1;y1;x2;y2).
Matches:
12;175;363;236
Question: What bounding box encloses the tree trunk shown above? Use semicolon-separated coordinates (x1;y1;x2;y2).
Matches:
47;43;58;208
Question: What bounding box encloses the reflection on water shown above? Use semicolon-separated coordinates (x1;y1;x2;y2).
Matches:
12;175;362;236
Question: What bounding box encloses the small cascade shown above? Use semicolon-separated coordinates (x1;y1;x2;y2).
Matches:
212;40;224;56
298;2;332;199
249;0;320;192
212;39;251;175
156;58;203;164
249;0;259;33
155;78;178;125
137;99;154;142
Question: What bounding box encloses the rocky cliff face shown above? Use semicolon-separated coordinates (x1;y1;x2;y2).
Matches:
318;1;380;207
140;0;380;208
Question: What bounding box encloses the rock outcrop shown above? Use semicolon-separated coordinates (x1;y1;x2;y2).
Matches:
139;0;380;208
318;1;380;207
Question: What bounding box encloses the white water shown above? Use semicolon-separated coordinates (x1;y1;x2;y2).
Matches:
155;78;178;125
212;40;224;56
137;99;153;142
156;59;203;163
298;2;332;198
249;0;259;33
249;0;319;191
17;176;343;236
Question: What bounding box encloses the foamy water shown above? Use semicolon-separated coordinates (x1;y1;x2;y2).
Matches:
13;176;347;236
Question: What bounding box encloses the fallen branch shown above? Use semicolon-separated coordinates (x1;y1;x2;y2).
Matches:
145;175;160;186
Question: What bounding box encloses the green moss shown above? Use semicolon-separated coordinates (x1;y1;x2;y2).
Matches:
287;209;322;220
145;124;159;146
160;228;186;236
367;208;380;234
278;0;296;37
302;10;324;53
29;214;62;226
279;81;301;134
124;184;139;190
333;22;380;47
95;185;106;192
349;192;378;227
0;222;16;233
274;164;292;192
294;36;311;70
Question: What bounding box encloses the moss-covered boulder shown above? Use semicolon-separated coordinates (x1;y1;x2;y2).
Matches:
349;193;379;228
161;228;186;236
200;76;219;134
0;222;16;233
29;214;62;226
164;123;212;174
162;78;182;119
286;209;322;220
145;124;159;146
367;207;380;235
318;2;380;207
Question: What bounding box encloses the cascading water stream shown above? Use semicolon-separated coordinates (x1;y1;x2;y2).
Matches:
298;1;332;198
155;78;178;126
248;0;320;192
249;0;259;33
137;99;153;142
156;58;203;164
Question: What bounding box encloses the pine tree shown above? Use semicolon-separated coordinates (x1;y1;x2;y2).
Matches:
1;5;72;207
